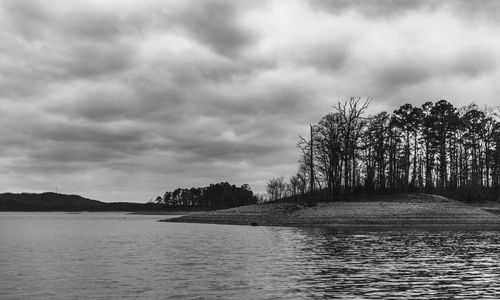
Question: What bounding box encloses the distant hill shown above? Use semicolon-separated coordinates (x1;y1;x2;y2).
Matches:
0;192;160;211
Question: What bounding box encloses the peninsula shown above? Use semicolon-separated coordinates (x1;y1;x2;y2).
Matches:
163;193;500;228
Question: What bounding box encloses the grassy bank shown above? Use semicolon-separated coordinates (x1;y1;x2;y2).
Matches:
161;193;500;228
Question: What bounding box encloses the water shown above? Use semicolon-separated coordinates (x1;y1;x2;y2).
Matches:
1;212;500;299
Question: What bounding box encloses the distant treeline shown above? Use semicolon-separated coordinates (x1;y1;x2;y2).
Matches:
268;98;500;202
0;192;160;211
155;182;257;209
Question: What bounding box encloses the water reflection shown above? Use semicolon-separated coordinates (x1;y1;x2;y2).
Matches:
2;213;500;299
283;228;500;299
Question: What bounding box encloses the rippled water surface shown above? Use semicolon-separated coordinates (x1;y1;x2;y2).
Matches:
1;212;500;299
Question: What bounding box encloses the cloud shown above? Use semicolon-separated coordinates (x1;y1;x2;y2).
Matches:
1;0;500;202
173;0;257;57
452;47;497;78
308;0;500;20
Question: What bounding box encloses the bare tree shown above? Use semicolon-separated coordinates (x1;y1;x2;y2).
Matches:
335;97;370;193
298;125;317;194
284;98;500;202
266;176;286;201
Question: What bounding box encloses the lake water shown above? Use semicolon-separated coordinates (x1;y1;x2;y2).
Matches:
1;213;500;299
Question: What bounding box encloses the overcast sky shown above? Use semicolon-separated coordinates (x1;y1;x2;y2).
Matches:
1;0;500;202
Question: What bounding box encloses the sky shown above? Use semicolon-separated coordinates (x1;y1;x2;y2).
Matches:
1;0;500;202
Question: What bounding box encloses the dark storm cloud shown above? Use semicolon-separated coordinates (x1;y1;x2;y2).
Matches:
173;0;256;57
1;0;499;202
1;0;52;39
0;2;137;99
0;110;149;164
60;42;134;78
36;121;147;145
45;82;141;122
376;62;430;90
2;0;126;41
447;0;500;22
201;83;318;118
453;47;497;78
172;139;283;163
305;48;348;72
309;0;438;17
372;46;498;97
309;0;500;19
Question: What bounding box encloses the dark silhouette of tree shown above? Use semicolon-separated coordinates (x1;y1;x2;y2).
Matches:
158;182;256;209
314;113;343;195
267;98;500;202
335;97;370;193
289;173;306;196
364;111;390;192
298;125;317;195
267;176;286;201
493;121;500;195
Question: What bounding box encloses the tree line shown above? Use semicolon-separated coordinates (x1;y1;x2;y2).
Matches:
268;98;500;202
155;182;257;209
0;192;161;211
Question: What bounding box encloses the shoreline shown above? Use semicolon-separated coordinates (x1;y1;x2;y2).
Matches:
129;210;204;215
162;193;500;229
